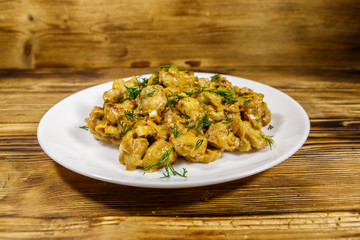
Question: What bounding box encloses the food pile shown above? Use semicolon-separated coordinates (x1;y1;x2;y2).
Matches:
85;65;272;175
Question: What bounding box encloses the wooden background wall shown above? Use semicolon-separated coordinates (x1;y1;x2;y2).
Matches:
0;0;359;69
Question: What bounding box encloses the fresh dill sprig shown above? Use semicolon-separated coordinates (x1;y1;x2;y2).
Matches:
104;102;113;105
165;90;184;112
222;94;238;104
152;76;159;83
144;147;187;178
122;110;141;122
185;91;196;97
118;86;142;103
170;124;183;138
223;112;233;123
207;88;238;104
143;89;157;98
135;76;148;88
194;113;211;136
211;74;220;82
195;139;204;150
256;118;262;122
185;86;207;97
160;64;173;70
183;110;190;119
243;99;251;106
125;86;142;100
268;124;274;130
119;120;131;136
165;93;176;112
185;124;196;128
259;132;274;150
79;125;89;131
170;91;185;100
198;113;211;128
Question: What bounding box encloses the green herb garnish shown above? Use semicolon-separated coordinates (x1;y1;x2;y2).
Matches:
207;88;238;104
243;99;251;106
165;90;184;112
185;124;196;128
185;86;207;97
195;139;204;150
194;113;211;136
160;64;173;70
170;124;183;138
118;86;142;103
119;120;131;136
223;112;233;123
144;147;187;178
152;76;159;83
135;76;148;88
268;124;274;130
125;86;142;100
259;132;274;150
165;93;176;112
79;125;89;131
211;74;220;82
122;110;141;122
143;89;157;98
198;113;211;128
183;110;190;119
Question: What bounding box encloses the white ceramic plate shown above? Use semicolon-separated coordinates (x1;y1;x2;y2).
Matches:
37;73;310;188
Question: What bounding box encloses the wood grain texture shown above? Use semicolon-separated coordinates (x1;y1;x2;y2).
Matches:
0;66;359;239
1;213;359;240
0;0;359;69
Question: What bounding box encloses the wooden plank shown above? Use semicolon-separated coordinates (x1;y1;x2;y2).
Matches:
0;0;359;69
0;213;359;239
0;67;359;238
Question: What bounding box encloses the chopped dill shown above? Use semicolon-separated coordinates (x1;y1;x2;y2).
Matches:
143;89;157;98
268;124;274;130
165;93;176;112
207;88;238;104
152;76;159;83
223;112;233;123
259;132;274;150
185;86;207;97
243;99;251;106
125;86;142;100
198;113;211;128
165;90;184;112
160;64;173;70
195;139;204;150
144;147;187;178
119;120;131;136
194;113;211;136
122;110;141;122
135;76;148;88
183;110;190;119
170;124;183;138
211;74;220;82
79;125;89;131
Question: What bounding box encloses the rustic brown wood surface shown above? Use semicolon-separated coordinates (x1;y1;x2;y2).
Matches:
1;0;360;238
0;0;359;69
0;66;359;239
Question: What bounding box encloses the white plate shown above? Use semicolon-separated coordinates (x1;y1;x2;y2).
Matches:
37;73;310;188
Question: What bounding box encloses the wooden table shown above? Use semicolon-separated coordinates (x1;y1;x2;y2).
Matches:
1;66;359;239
